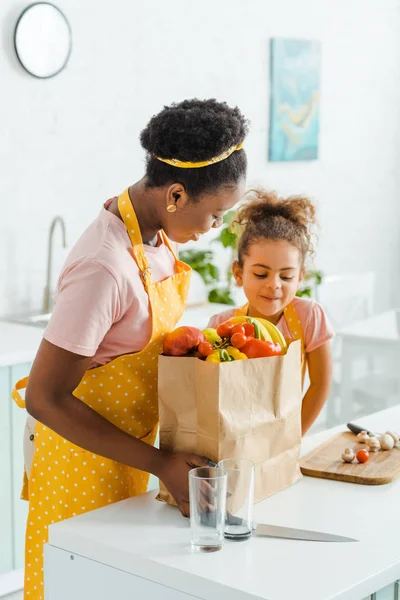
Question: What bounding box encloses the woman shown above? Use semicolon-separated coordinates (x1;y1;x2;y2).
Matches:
13;98;248;598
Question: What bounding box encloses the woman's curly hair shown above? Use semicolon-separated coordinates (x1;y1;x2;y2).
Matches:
140;98;249;200
234;189;317;267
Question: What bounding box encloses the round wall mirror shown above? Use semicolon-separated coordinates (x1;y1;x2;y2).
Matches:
14;3;71;79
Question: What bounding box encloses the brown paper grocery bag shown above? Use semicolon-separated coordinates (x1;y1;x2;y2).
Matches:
157;339;302;505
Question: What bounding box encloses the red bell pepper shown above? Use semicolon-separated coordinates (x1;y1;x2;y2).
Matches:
241;339;282;359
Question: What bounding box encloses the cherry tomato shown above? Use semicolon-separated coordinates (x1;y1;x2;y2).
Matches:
356;449;369;463
216;322;234;339
243;323;255;337
231;324;245;336
230;332;247;349
198;342;214;357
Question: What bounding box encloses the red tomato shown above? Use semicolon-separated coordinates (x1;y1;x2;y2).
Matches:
243;323;255;337
198;342;214;357
231;332;247;349
216;322;234;338
231;324;246;336
356;449;369;463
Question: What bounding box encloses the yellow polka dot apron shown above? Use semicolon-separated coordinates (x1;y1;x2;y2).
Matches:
12;188;191;599
234;301;306;378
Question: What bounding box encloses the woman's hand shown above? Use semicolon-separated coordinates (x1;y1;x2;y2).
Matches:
156;451;210;517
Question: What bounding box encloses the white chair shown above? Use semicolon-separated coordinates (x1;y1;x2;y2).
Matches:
316;272;375;332
316;272;377;426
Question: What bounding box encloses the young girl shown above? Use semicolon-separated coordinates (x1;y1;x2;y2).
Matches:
209;190;333;435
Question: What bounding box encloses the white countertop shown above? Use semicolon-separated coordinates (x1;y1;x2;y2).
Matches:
48;405;400;600
178;302;231;328
0;321;43;367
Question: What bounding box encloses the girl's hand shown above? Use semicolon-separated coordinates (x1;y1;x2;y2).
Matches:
156;451;210;517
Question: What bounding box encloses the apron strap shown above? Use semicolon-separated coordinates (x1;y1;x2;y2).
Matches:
12;377;28;408
160;231;178;259
117;189;152;288
283;302;304;349
234;302;249;316
284;302;306;379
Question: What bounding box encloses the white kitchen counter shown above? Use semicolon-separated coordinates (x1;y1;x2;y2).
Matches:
46;405;400;600
0;321;42;367
178;302;231;328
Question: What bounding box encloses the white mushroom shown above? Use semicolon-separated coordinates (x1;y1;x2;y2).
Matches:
366;437;380;452
356;431;370;444
342;448;355;463
380;433;395;451
385;431;399;444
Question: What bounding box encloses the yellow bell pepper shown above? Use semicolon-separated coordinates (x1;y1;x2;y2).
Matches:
226;346;248;361
206;349;235;363
206;350;222;363
202;328;222;344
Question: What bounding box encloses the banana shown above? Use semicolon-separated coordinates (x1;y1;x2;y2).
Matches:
255;317;288;352
228;316;273;343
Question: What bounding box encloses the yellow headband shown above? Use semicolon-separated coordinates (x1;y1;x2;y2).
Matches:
154;141;244;169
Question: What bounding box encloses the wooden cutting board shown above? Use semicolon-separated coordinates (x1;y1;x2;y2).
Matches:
300;431;400;485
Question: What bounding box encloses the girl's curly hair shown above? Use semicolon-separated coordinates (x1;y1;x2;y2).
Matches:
234;189;317;267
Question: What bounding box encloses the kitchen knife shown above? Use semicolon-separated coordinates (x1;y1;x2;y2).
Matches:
225;513;358;542
347;423;375;436
253;522;358;542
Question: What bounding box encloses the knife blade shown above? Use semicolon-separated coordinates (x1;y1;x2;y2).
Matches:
224;513;357;542
253;522;358;543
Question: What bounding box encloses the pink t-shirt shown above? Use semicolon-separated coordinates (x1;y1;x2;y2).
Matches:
44;202;176;368
208;296;334;353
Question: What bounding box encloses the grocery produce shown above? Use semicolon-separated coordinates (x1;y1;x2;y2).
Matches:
355;449;369;463
366;437;380;452
227;316;270;342
250;316;288;351
163;326;205;356
162;316;286;362
205;347;247;363
241;338;282;358
198;342;214;357
340;427;400;465
341;448;355;463
386;431;399;443
202;328;222;344
380;433;395;450
356;431;370;444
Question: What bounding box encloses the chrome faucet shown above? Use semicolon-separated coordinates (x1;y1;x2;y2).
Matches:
43;216;67;314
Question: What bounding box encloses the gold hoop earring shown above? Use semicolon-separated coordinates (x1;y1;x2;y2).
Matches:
167;205;177;213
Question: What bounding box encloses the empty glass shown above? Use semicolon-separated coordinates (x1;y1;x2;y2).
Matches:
189;466;227;553
218;458;255;540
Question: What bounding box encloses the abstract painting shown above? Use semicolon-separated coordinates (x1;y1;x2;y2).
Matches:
269;38;320;162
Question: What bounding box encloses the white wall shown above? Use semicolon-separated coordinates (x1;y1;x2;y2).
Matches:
1;0;399;317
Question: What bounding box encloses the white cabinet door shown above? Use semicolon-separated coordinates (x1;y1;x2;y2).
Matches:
0;366;13;574
45;545;199;600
